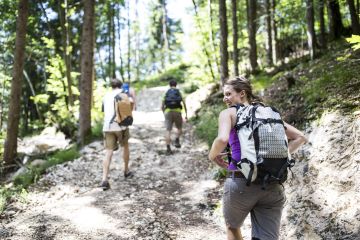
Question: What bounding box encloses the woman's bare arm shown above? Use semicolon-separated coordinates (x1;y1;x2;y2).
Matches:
284;122;308;154
208;108;234;163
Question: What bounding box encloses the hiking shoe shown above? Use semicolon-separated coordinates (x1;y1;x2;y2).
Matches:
174;138;181;148
99;181;110;191
166;148;173;155
124;171;134;178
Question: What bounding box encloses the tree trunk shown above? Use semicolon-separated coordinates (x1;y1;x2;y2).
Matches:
127;0;131;82
265;0;273;66
161;0;170;68
328;0;344;39
319;0;327;49
306;0;316;60
111;4;116;78
78;0;95;146
219;0;229;85
23;70;42;122
135;0;140;81
208;0;220;75
108;2;112;79
116;5;125;82
3;0;29;166
247;0;258;72
96;47;107;81
271;0;278;64
192;0;216;81
231;0;239;76
347;0;360;34
58;0;73;106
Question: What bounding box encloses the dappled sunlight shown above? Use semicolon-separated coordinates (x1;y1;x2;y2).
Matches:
132;110;164;126
53;196;102;229
180;179;218;203
175;225;226;240
43;188;136;236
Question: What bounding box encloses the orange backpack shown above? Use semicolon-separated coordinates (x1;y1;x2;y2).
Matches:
111;91;133;126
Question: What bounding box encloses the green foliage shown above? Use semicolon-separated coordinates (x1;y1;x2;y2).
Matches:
251;73;277;92
264;42;360;124
13;146;80;188
297;44;360;114
141;0;183;74
90;121;103;141
0;185;28;214
346;35;360;51
183;82;199;94
0;187;14;214
29;37;81;138
132;63;189;90
213;168;227;181
91;79;106;139
1;145;79;214
193;103;224;147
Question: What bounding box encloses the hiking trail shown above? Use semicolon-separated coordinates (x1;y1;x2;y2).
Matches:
1;86;227;240
2;85;359;240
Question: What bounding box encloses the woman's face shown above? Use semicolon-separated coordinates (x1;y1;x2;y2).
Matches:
223;84;244;106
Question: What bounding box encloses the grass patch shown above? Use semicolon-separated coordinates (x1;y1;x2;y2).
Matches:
12;146;80;189
1;146;80;214
251;73;277;92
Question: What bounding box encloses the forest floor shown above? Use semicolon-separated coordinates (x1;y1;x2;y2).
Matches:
0;86;231;240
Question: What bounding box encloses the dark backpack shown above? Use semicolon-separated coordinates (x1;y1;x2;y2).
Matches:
110;90;133;127
234;103;295;189
164;88;182;109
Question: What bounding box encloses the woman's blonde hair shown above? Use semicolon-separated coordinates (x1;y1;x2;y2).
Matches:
224;76;262;103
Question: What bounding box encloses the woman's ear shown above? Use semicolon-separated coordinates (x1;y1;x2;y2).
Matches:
239;90;246;98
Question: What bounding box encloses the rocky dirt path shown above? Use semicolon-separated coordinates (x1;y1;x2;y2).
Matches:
1;86;227;240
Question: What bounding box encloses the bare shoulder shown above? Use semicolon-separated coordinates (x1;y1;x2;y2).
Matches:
219;107;237;120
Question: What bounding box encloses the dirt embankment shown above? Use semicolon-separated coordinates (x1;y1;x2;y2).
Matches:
281;111;360;240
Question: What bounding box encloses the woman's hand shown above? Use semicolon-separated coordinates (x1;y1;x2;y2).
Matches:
212;153;229;169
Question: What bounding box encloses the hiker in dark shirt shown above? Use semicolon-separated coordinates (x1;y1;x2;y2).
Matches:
209;76;307;240
161;80;188;155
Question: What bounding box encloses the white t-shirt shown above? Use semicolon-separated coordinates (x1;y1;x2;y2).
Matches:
102;88;128;132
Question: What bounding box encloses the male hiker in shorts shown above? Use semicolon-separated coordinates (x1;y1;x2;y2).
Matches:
100;78;134;190
161;80;188;155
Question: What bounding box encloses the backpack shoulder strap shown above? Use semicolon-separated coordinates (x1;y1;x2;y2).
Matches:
234;104;251;130
110;94;119;124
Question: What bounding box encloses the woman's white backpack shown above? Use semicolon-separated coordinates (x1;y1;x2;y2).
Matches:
235;103;294;188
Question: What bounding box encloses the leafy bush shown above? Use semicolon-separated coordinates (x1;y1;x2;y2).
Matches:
347;34;360;50
193;103;224;147
183;82;199;94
